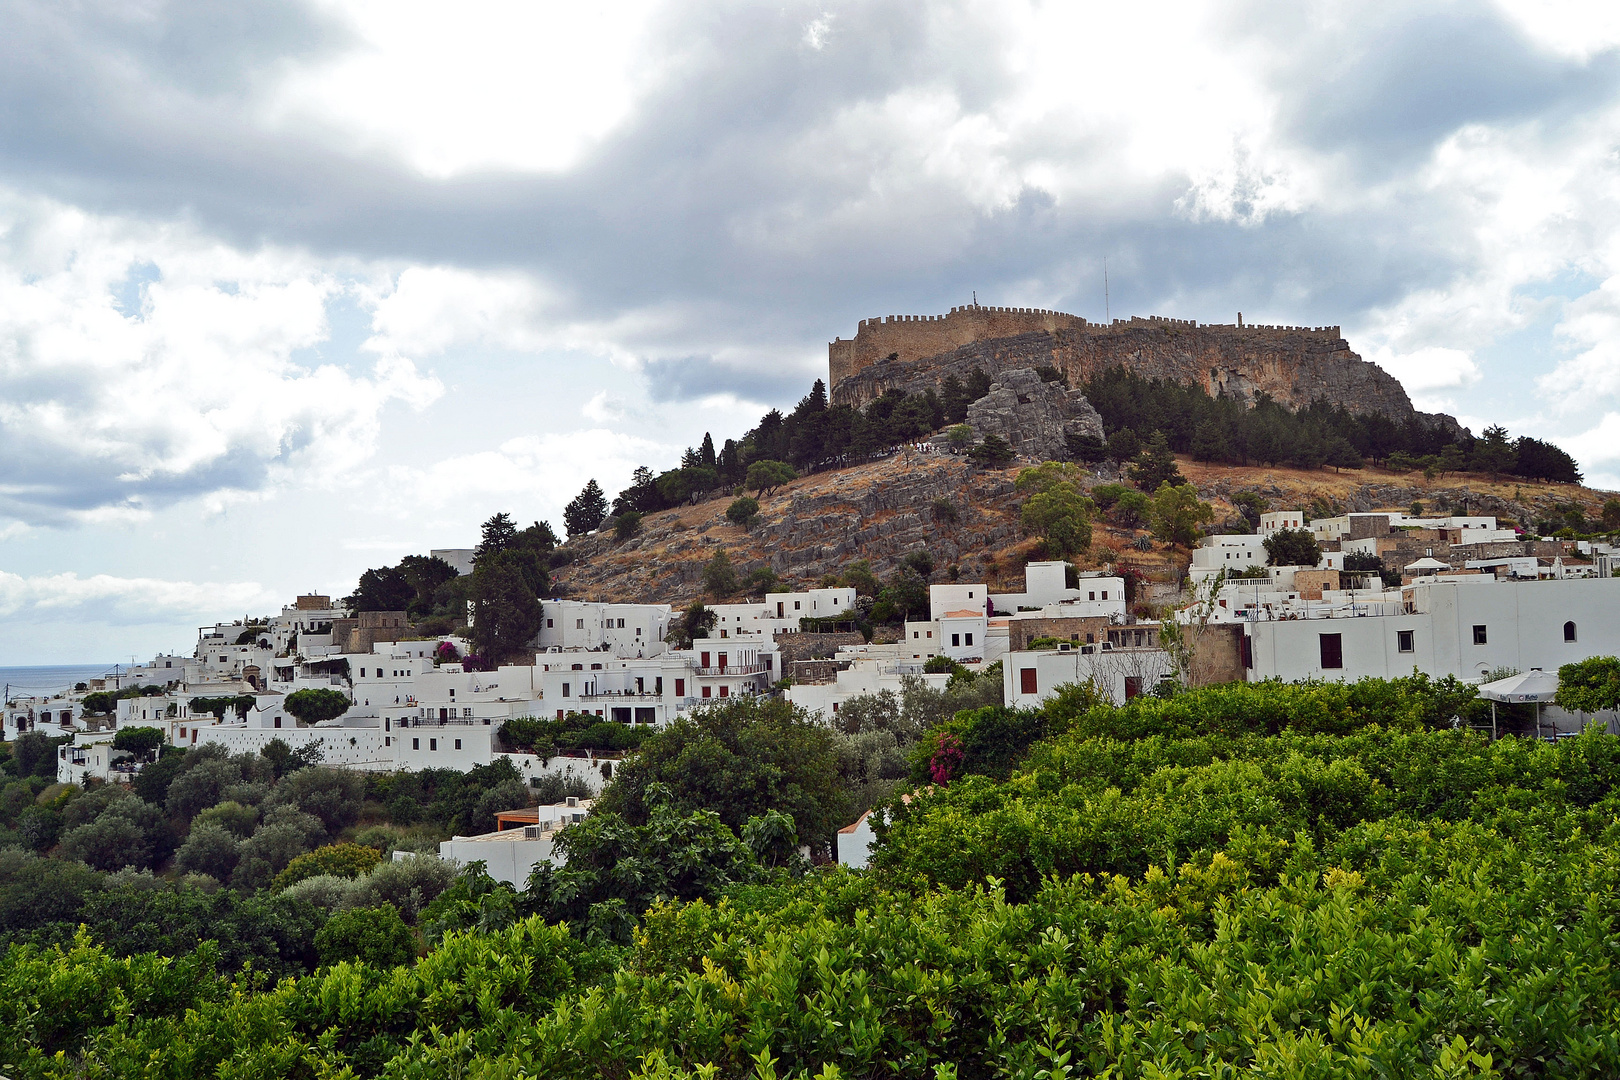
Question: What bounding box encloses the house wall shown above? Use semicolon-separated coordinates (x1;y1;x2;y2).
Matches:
1245;578;1620;683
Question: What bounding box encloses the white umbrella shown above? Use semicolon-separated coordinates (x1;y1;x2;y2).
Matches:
1478;668;1560;740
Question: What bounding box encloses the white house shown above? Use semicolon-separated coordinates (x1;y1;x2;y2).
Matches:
439;798;595;887
1004;641;1176;709
785;648;949;721
537;600;671;657
1258;510;1305;536
1189;534;1270;583
1242;576;1620;685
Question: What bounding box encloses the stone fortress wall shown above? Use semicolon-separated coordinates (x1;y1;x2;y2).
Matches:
829;305;1087;387
828;303;1344;390
825;303;1422;425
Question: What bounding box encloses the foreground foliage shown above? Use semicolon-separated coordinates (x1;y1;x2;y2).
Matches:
7;678;1620;1077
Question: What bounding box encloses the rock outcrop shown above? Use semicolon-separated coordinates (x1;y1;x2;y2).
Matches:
965;368;1105;461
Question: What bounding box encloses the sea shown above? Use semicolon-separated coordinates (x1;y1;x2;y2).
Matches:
0;664;126;699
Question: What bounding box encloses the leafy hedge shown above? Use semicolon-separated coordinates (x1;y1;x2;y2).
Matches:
8;678;1620;1077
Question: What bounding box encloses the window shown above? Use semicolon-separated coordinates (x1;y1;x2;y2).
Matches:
951;633;961;647
719;685;729;697
430;739;437;751
1473;625;1488;645
701;685;712;698
794;601;801;610
562;683;570;697
675;678;685;696
412;738;420;750
701;651;711;667
1241;635;1253;669
965;633;974;646
1397;630;1415;653
617;618;625;628
273;717;281;728
1565;621;1577;642
463;708;473;718
385;737;391;746
576;619;585;629
1019;668;1037;694
1124;676;1143;700
1089;591;1095;600
912;631;919;639
1101;591;1108;600
1319;633;1343;669
454;738;462;750
547;619;554;628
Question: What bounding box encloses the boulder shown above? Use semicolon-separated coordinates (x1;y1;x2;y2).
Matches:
966;368;1105;462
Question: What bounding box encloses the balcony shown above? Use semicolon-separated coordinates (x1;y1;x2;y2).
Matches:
694;662;770;677
577;690;663;701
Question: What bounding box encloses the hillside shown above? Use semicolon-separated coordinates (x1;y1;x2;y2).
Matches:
549;452;1616;606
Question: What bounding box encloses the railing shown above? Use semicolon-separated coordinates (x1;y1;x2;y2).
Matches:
399;717;488;727
578;690;663;701
694;663;770;676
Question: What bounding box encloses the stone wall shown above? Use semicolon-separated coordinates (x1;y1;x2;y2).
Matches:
1008;615;1112;652
829;304;1087;387
829;313;1437;430
1187;624;1245;688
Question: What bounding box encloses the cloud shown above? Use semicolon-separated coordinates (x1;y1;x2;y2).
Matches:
1541;275;1620;403
391;428;672;531
0;568;274;623
1365;345;1483;408
642;355;810;406
1;0;1620;503
0;190;442;525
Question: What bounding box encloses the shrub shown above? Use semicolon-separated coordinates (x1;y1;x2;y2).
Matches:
725;496;759;529
272;842;383;891
314;904;416;969
174;822;242;880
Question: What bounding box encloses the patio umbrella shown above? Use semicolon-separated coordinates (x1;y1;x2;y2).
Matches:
1477;668;1560;740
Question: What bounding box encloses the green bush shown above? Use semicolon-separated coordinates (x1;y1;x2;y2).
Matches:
272;842;382;892
314;903;415;968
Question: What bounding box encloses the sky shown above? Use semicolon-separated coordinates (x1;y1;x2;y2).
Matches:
2;0;1620;663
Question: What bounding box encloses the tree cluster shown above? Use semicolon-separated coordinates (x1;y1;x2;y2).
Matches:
1084;367;1581;481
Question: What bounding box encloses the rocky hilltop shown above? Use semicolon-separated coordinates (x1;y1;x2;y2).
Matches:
831;313;1457;433
551;451;1608;607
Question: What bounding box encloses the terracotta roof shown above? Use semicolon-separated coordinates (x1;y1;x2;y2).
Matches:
942;609;984;618
837;809;873;834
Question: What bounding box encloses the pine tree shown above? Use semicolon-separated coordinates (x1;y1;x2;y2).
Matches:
564;480;608;537
474;512;517;561
700;433;716;467
1129;431;1185;491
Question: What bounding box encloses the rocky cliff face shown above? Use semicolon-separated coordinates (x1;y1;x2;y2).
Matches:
965;368;1104;461
833;321;1458;432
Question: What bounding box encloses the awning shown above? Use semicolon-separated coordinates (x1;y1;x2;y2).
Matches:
1477;668;1560;703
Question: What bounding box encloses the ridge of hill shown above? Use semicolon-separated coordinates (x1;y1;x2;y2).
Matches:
549;453;1615;606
